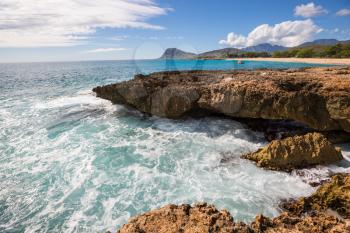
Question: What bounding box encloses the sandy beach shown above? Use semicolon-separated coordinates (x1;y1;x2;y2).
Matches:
232;57;350;65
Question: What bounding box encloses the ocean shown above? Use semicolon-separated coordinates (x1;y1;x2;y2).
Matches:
0;59;349;232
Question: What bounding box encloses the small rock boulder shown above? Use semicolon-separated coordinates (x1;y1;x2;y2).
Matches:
242;132;343;171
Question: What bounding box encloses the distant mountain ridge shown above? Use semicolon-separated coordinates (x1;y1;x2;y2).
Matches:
242;43;288;52
298;39;341;47
159;48;196;59
159;39;350;59
197;48;242;59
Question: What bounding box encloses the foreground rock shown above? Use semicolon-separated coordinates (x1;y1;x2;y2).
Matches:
251;212;350;233
117;174;350;233
242;133;343;171
93;67;350;133
116;204;350;233
282;173;350;219
116;203;250;233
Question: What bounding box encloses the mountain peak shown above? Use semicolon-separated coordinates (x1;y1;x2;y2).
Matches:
159;48;196;59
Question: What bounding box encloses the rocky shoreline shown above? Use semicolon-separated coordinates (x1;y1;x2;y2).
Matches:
94;66;350;232
93;66;350;133
115;174;350;233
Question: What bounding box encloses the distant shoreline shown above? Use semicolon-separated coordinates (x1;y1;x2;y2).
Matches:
229;57;350;65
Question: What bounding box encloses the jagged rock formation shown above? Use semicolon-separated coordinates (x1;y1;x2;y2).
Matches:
116;203;250;233
93;66;350;133
251;212;350;233
242;133;343;171
116;174;350;233
282;173;350;219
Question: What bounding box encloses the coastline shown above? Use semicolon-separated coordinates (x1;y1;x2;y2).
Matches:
99;66;350;232
230;57;350;65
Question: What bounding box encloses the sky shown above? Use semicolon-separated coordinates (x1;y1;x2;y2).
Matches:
0;0;349;63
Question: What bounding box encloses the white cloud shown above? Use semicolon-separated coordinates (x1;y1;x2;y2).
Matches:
0;0;169;47
219;33;247;48
294;2;328;18
85;48;127;53
336;9;350;16
109;36;129;41
219;19;322;48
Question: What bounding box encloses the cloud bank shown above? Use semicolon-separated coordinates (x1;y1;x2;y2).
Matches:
294;2;328;18
336;9;350;16
219;19;322;48
85;48;127;53
0;0;169;47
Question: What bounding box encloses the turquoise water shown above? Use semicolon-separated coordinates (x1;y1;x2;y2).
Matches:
0;60;345;232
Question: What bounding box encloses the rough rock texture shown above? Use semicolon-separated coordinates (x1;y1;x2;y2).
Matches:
251;212;350;233
241;133;343;171
93;67;350;133
282;173;350;219
116;203;350;233
116;203;251;233
116;175;350;232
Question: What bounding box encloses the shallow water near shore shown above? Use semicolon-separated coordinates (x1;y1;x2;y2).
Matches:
0;60;348;233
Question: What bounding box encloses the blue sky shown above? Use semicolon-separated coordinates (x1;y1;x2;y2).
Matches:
0;0;349;62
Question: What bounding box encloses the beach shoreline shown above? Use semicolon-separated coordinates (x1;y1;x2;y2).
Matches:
229;57;350;65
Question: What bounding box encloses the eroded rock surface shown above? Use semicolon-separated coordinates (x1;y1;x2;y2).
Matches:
282;173;350;219
241;133;343;171
116;203;251;233
251;212;350;233
116;175;350;232
116;201;350;233
93;67;350;132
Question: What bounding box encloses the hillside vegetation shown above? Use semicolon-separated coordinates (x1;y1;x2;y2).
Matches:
273;43;350;58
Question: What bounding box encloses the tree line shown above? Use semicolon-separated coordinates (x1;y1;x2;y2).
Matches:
272;43;350;58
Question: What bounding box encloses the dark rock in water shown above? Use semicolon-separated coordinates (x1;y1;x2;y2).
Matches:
241;133;343;171
93;67;350;133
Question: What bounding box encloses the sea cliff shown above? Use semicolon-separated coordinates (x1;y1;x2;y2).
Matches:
93;67;350;133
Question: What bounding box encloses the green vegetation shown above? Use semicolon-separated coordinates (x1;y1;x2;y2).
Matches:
272;43;350;58
227;52;271;58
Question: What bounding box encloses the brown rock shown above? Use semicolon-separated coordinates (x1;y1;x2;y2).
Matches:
93;67;350;133
282;173;350;219
241;133;343;171
252;212;350;233
116;203;251;233
115;204;350;233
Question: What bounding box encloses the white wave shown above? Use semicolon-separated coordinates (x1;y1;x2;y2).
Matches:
291;144;350;185
33;90;117;113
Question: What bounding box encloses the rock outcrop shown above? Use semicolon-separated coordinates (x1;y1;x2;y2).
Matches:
241;133;343;171
116;174;350;233
282;173;350;219
251;212;350;233
116;203;250;233
93;67;350;133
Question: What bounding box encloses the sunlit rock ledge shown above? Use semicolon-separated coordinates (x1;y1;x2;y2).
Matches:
93;66;350;134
